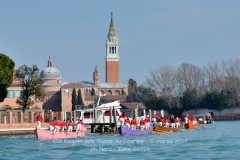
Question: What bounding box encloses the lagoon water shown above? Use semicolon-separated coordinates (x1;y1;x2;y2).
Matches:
0;121;240;160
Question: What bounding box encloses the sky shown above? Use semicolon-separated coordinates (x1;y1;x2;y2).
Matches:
0;0;240;85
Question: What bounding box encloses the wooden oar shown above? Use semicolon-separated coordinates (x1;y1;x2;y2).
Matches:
197;124;205;129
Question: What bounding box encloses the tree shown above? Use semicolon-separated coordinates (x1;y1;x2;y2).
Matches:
137;85;155;102
180;88;200;110
77;89;84;106
127;78;138;102
15;65;45;112
90;88;95;96
72;88;77;111
0;53;15;102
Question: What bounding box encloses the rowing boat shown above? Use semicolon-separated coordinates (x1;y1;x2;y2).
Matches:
36;127;87;140
185;122;197;129
118;126;152;136
154;124;182;133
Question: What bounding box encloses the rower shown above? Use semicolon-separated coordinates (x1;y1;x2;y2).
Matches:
192;117;197;125
61;120;67;132
153;114;159;123
36;112;44;128
185;113;190;124
76;119;85;132
48;120;56;131
175;117;180;127
140;118;145;130
170;115;175;128
54;120;61;132
119;112;127;126
145;115;151;129
124;117;131;128
67;121;74;132
130;117;137;130
159;117;165;126
165;118;170;128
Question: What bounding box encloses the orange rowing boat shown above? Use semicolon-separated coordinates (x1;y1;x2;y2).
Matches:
185;121;197;129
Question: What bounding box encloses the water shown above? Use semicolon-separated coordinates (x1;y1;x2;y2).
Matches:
0;121;240;160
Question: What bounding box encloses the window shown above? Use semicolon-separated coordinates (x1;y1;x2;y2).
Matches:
7;90;14;98
15;90;21;98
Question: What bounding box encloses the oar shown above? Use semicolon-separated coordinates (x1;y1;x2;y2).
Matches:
197;124;205;129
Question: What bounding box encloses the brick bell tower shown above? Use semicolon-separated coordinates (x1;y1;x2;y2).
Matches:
105;12;120;83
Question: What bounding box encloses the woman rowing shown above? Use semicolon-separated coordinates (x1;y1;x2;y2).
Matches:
130;117;137;130
145;115;151;129
153;114;159;123
124;117;131;128
76;119;85;132
170;115;175;128
61;120;67;131
119;112;127;126
140;118;145;130
175;117;181;127
53;120;61;132
67;121;74;132
48;119;56;131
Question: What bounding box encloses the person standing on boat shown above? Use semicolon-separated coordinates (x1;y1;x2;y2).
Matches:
76;119;85;132
36;112;44;128
140;118;146;130
61;120;67;132
124;117;131;128
67;121;74;132
130;117;137;130
145;115;151;129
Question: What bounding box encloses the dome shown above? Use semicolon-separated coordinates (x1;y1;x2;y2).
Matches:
40;57;62;80
40;67;62;80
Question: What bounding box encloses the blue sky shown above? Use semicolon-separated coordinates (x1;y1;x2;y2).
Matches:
0;0;240;84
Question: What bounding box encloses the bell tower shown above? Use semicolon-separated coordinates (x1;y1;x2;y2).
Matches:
93;65;100;86
105;12;119;83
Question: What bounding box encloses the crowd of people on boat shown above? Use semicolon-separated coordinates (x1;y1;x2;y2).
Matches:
47;119;86;133
36;112;86;133
119;112;186;130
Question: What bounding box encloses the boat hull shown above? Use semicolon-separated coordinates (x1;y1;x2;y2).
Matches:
36;127;86;140
154;124;182;132
118;126;151;136
185;122;197;129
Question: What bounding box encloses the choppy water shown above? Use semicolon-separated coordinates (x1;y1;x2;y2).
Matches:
0;121;240;160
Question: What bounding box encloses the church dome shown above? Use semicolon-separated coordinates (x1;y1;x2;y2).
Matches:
40;57;62;80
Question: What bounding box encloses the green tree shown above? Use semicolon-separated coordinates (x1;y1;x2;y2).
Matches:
90;88;95;96
0;53;15;102
72;88;77;111
77;89;84;106
180;88;200;110
15;64;45;112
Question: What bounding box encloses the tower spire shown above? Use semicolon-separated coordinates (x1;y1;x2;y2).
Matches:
108;12;116;40
47;56;54;67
